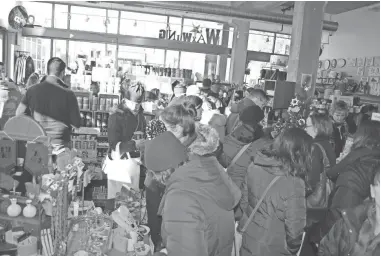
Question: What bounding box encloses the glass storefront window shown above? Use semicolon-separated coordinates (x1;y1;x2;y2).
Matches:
226;57;231;82
22;2;52;27
274;34;291;55
0;32;3;62
228;27;234;48
247;30;275;53
246;61;268;87
68;41;106;68
166;50;179;68
70;6;107;33
182;19;223;45
120;12;167;38
118;45;164;66
20;37;51;75
53;40;67;64
54;4;68;29
180;52;206;78
168;17;182;36
107;10;119;34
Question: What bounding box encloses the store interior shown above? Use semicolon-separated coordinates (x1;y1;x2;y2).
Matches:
0;1;379;256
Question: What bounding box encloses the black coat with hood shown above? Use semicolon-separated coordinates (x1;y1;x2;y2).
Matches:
328;147;380;209
158;124;241;256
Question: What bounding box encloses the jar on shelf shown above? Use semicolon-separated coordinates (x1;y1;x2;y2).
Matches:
23;199;37;218
7;198;21;217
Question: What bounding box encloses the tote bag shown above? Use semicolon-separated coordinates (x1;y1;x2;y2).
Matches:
102;142;141;199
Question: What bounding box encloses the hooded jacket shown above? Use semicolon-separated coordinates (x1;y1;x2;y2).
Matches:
328;147;380;210
239;151;306;256
219;134;271;191
158;124;241;256
319;201;380;256
226;98;255;135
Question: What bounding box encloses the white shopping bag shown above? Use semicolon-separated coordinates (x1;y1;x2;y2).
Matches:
232;222;242;256
102;142;141;199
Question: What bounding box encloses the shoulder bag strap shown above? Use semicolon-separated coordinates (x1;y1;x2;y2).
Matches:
313;142;330;173
239;175;281;233
227;143;252;169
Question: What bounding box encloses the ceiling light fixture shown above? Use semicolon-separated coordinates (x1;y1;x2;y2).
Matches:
85;16;90;22
134;20;137;27
266;37;270;42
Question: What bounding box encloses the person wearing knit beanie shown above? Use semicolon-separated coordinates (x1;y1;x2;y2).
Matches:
239;105;265;127
145;131;188;173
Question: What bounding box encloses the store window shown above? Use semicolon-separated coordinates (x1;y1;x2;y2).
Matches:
246;61;268;87
180;52;206;78
70;6;107;33
225;57;231;82
166;50;179;68
247;30;275;53
53;40;67;64
274;33;291;55
118;45;165;66
68;41;107;71
228;27;234;48
0;33;3;63
120;12;167;38
20;37;51;75
22;2;52;27
182;18;223;45
54;4;68;29
107;10;119;34
168;17;182;35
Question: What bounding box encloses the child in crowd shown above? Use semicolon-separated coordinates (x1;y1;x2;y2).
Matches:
331;100;350;158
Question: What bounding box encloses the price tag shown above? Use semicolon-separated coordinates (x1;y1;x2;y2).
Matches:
24;143;49;176
0;139;16;174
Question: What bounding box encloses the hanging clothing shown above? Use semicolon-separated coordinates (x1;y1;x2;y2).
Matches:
14;55;35;85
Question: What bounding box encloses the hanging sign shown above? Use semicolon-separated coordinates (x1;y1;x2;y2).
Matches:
24;143;49;176
0;139;16;174
158;26;221;45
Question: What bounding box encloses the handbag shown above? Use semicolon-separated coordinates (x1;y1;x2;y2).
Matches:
232;176;280;256
102;142;141;199
306;143;334;209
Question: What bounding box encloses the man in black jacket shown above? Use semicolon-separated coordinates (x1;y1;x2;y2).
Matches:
16;57;81;153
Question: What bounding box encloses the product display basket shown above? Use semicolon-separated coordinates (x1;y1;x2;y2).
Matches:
66;213;113;256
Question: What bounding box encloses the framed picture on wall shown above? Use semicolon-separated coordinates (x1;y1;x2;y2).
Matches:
374;56;380;67
357;67;365;76
356;57;365;67
365;57;374;67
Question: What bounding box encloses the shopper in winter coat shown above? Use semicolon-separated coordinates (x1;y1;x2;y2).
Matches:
318;168;380;256
305;110;336;191
239;128;312;256
328;119;380;209
219;105;267;191
306;120;380;252
145;123;241;256
226;89;267;135
145;103;197;252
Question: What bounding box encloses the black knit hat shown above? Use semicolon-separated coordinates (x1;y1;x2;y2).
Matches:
239;105;265;126
144;131;188;172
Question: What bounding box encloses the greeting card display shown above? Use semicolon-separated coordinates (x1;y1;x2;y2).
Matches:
0;139;16;173
24;143;49;176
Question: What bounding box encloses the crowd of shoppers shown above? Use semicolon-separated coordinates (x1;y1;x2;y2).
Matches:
14;57;380;256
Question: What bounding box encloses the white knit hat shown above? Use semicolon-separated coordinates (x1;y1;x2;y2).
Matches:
186;84;201;96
